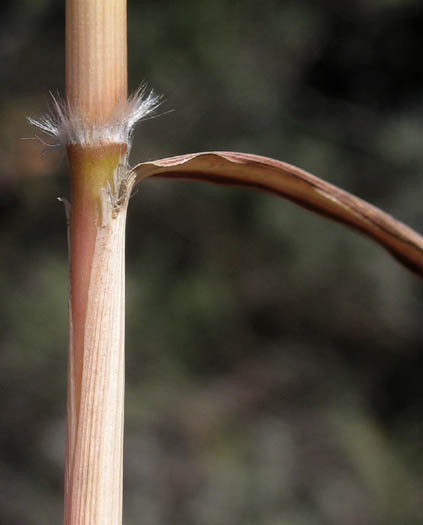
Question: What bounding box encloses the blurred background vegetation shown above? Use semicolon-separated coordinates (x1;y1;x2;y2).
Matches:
0;0;422;523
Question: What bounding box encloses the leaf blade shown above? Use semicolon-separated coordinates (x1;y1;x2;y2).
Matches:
131;151;423;276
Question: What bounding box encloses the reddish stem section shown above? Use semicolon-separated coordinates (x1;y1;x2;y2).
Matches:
65;145;129;525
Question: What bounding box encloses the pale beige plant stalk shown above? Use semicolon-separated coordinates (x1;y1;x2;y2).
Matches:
29;1;157;522
65;1;129;523
58;1;157;521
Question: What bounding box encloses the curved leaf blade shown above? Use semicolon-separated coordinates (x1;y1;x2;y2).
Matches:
131;152;423;276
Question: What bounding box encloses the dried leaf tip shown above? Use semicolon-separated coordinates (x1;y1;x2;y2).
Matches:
28;85;162;148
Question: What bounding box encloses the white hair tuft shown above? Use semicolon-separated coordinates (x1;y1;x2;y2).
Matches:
28;84;162;148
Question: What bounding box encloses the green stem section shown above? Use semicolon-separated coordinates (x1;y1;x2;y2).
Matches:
65;144;129;525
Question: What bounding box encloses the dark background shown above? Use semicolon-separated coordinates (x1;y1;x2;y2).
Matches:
0;0;422;523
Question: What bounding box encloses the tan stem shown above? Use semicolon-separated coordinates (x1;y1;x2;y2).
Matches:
65;0;129;521
66;0;127;123
65;146;130;525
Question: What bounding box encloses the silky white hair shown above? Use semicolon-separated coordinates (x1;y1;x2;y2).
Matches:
28;84;161;147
